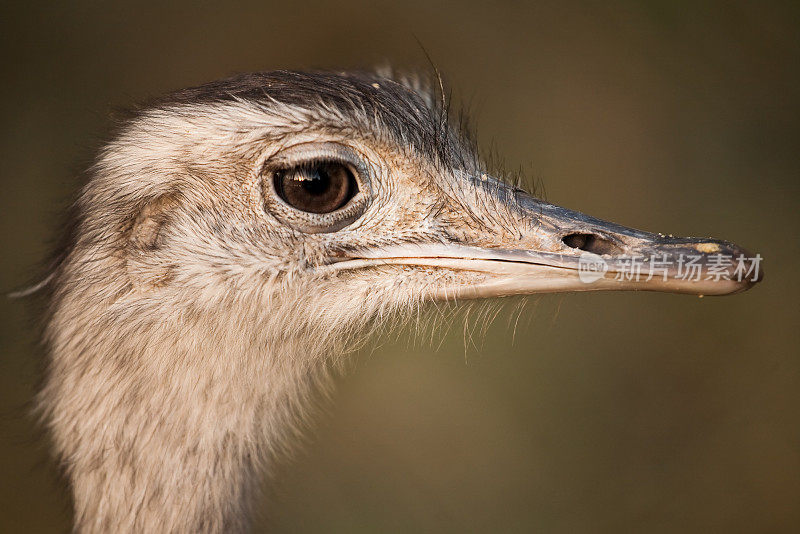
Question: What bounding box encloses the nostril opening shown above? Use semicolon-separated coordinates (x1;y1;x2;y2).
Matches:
562;233;587;250
562;233;623;255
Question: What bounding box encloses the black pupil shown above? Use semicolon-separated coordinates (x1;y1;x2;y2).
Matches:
274;161;356;214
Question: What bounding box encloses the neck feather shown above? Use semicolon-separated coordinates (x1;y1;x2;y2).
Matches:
41;292;331;533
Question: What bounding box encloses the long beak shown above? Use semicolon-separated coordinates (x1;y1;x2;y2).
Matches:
330;189;762;299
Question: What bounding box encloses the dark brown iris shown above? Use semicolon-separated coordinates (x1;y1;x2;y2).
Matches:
274;161;357;214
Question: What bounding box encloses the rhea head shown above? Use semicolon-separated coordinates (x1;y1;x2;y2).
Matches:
40;70;760;533
77;71;757;329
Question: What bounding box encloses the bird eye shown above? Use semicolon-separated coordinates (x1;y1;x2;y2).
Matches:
260;143;372;234
274;161;357;214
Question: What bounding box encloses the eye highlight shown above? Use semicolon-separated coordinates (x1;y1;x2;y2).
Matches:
274;161;357;214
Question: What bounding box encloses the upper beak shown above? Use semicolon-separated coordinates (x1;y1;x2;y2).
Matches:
330;187;762;299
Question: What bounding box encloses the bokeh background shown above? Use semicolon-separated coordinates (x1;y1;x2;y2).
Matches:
1;1;798;532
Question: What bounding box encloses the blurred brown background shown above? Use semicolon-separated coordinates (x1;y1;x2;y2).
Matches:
1;1;798;532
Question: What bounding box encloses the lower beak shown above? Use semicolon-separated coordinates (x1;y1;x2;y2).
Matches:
330;191;762;299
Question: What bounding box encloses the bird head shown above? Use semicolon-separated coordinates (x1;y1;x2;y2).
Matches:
63;70;760;360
